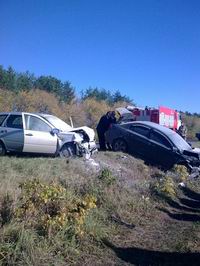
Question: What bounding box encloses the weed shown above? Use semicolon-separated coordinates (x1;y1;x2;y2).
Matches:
151;175;176;198
0;194;14;226
193;221;200;228
84;208;110;240
98;168;116;186
173;164;189;181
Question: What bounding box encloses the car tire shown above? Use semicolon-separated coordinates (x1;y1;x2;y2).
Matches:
112;138;128;152
0;141;6;156
59;143;76;158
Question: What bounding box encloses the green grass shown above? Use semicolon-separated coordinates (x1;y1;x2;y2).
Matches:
0;153;200;265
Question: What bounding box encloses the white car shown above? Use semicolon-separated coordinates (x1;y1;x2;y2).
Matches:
0;112;97;157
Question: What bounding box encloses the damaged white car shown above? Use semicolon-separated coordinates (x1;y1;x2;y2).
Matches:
0;112;97;157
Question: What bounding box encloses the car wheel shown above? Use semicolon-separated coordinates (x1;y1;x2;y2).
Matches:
112;138;127;152
0;141;6;156
59;143;76;158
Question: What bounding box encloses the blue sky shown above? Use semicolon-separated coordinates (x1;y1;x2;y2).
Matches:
1;0;200;112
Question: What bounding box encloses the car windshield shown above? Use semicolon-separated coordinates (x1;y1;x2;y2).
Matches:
44;115;72;132
169;132;192;151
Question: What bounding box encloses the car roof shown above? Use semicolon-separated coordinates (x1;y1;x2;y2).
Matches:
0;112;50;116
119;121;176;136
0;112;22;115
38;113;54;118
120;121;192;151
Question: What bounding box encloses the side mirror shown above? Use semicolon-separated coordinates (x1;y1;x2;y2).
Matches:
51;128;60;135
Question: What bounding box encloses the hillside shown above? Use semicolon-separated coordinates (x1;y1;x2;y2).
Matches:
0;152;200;265
1;65;200;138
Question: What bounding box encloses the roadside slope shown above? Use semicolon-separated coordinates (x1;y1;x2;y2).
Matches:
0;152;199;265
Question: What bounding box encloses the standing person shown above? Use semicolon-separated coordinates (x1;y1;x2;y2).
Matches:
178;122;187;140
96;111;115;151
109;111;117;124
106;111;117;150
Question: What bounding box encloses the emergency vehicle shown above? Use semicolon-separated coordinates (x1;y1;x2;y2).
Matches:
123;106;182;131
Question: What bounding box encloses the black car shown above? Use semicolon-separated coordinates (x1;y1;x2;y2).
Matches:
105;121;200;170
196;132;200;141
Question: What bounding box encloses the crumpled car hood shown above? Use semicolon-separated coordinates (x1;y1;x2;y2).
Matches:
57;132;83;143
57;126;95;143
183;148;200;159
57;127;97;156
70;126;95;141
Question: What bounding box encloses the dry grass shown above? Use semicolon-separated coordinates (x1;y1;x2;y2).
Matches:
0;152;200;265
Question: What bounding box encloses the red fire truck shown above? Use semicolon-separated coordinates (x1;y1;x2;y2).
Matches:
125;106;181;131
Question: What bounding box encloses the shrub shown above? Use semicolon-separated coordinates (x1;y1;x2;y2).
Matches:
98;168;116;186
173;164;189;182
15;179;97;238
151;175;176;198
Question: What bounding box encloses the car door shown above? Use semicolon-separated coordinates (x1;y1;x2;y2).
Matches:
149;129;176;167
128;125;151;159
23;114;57;154
0;114;24;152
0;114;8;127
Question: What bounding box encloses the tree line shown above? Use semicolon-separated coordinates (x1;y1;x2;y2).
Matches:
0;65;133;105
1;65;199;138
184;111;200;118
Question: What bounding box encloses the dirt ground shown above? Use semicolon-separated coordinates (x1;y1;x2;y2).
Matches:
88;151;200;266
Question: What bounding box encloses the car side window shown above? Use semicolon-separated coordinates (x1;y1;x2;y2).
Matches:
0;115;8;126
129;125;149;137
25;115;51;132
150;130;171;148
5;115;23;129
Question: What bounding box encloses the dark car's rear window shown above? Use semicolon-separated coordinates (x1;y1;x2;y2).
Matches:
129;125;149;137
150;130;172;148
0;115;8;126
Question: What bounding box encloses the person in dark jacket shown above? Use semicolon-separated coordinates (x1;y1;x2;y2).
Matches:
96;111;116;150
178;122;187;140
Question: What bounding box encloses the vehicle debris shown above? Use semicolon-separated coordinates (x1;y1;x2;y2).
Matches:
85;158;100;168
188;167;200;179
178;182;186;187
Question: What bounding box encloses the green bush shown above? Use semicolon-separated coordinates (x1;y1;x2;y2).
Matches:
151;175;176;198
98;168;116;186
15;179;97;238
173;164;189;182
